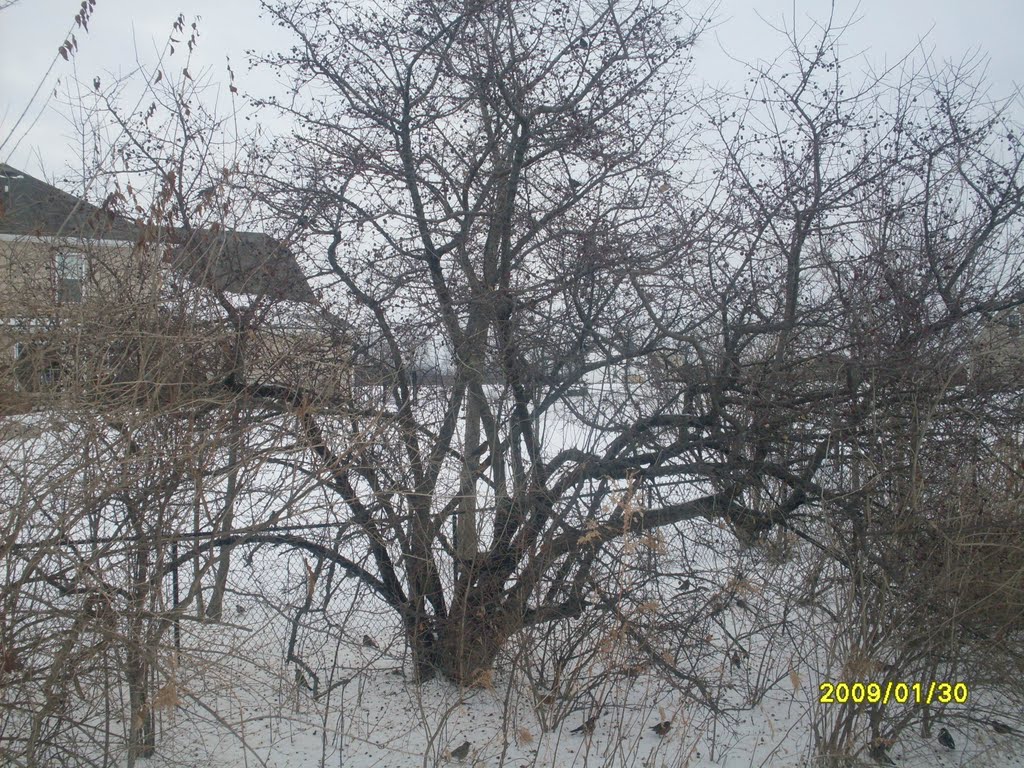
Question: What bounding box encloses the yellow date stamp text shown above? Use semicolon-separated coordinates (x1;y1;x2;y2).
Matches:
818;681;968;705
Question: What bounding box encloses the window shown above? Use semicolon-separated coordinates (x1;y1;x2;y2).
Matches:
56;251;85;303
1006;313;1021;339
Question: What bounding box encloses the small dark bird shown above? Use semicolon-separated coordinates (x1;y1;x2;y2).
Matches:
990;720;1014;735
938;727;955;750
571;715;599;734
577;36;589;49
868;742;896;765
731;650;742;668
449;740;470;761
567;176;582;190
362;634;379;649
651;720;672;736
235;604;246;616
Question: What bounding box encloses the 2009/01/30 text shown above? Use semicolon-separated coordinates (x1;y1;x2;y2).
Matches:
818;681;968;705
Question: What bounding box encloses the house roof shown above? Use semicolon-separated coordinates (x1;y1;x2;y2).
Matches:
165;230;315;304
0;163;139;240
0;164;315;303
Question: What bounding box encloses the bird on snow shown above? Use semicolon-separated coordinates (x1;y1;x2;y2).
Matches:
571;714;599;734
449;740;470;761
362;634;379;649
990;720;1015;735
868;741;896;765
938;727;955;750
651;720;672;736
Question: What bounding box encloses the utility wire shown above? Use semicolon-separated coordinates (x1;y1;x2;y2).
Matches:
9;518;351;552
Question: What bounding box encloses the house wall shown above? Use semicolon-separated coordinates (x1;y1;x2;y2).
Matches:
971;309;1024;388
0;235;351;411
0;235;158;317
245;325;352;402
0;238;63;315
0;235;153;408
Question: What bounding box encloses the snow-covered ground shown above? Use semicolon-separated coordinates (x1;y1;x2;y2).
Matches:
132;537;1024;768
3;406;1022;768
134;602;1024;767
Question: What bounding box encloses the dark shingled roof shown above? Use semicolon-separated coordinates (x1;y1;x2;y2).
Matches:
164;229;316;303
0;164;314;303
0;163;139;240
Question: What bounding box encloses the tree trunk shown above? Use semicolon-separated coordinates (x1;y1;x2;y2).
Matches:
423;581;520;684
207;407;241;620
456;389;481;564
126;536;156;764
125;651;155;765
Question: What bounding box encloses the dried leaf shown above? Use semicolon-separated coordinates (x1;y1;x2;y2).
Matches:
638;600;660;615
516;727;534;745
58;45;69;61
152;681;180;711
303;557;317;602
579;530;601;546
1;646;21;673
788;663;801;691
469;668;494;689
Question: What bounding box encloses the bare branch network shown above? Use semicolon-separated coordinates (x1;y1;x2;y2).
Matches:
1;0;1023;764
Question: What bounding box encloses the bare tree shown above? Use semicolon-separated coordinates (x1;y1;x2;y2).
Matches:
657;15;1024;757
246;0;759;685
5;1;1023;763
248;0;1024;692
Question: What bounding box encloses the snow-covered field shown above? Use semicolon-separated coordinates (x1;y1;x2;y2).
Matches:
137;584;1024;768
2;406;1022;768
127;526;1024;768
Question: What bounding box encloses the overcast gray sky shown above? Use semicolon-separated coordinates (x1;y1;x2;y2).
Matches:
2;0;1021;180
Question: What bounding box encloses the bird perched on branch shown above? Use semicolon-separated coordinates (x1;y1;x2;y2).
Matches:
938;727;955;750
651;720;672;736
449;740;470;761
571;714;599;734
